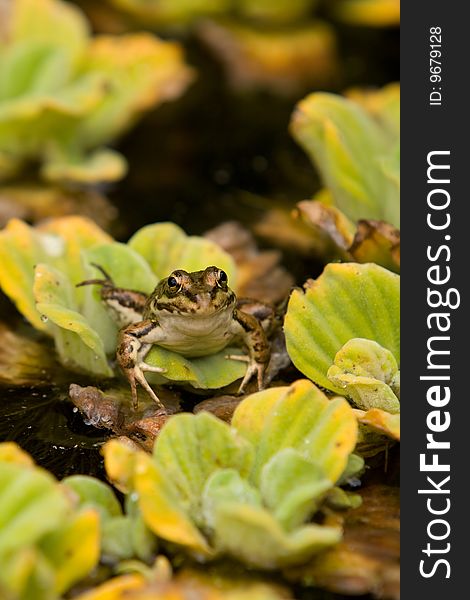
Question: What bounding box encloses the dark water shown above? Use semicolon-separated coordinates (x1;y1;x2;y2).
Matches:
0;385;109;479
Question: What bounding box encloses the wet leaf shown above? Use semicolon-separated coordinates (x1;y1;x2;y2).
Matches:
202;469;262;529
0;216;111;331
327;338;400;413
69;383;178;450
284;263;399;393
232;379;358;484
0;441;35;467
0;218;52;330
295;199;355;253
34;263;112;376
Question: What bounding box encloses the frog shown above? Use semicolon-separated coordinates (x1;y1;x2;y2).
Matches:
78;265;271;411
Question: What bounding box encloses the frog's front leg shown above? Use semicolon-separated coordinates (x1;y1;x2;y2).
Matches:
228;309;270;393
117;320;167;410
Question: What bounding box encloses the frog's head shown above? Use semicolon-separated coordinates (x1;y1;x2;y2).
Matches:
148;266;236;316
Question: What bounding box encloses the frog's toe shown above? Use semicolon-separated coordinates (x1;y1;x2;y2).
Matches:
225;353;250;362
128;365;166;411
237;361;266;394
141;363;167;374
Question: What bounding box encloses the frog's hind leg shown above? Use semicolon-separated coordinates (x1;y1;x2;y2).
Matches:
228;308;270;394
76;264;148;327
76;263;114;288
117;320;167;410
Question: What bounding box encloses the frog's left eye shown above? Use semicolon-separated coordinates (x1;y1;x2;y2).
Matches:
217;270;228;285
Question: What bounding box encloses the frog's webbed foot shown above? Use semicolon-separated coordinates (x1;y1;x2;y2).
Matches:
117;320;166;411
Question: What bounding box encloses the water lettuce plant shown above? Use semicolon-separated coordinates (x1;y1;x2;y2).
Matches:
103;379;358;569
290;83;400;228
284;263;400;438
0;217;242;388
62;475;156;563
0;0;192;184
0;443;99;600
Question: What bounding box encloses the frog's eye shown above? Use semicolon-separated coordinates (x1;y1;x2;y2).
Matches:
217;270;228;285
167;276;179;289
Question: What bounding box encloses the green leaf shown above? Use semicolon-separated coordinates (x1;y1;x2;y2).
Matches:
144;345;247;389
291;87;399;227
284;262;399;393
39;509;100;594
61;475;122;522
133;452;212;555
260;449;332;530
232;379;358;484
327;338;400;413
152;412;254;516
202;469;262;530
213;503;341;569
10;0;89;60
0;219;49;330
0;548;56;600
129;222;237;287
0;463;69;558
